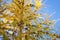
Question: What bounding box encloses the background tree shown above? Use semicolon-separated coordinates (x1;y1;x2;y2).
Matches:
0;0;60;40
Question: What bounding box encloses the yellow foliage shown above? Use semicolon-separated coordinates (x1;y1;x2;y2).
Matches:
3;18;8;23
34;0;42;11
0;0;58;40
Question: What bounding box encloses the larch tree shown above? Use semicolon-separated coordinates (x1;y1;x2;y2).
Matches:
0;0;60;40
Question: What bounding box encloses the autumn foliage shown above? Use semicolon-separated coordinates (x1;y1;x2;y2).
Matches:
0;0;60;40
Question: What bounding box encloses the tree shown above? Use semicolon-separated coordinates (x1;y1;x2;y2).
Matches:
0;0;60;40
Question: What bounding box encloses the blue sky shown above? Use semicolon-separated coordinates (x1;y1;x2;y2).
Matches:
42;0;60;34
36;0;60;33
45;0;60;19
2;0;60;34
